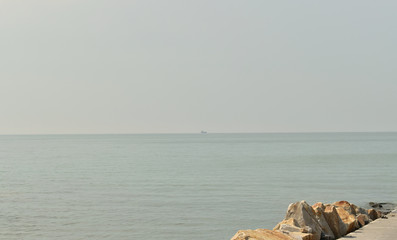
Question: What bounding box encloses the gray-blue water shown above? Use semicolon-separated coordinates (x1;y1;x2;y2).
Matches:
0;133;396;240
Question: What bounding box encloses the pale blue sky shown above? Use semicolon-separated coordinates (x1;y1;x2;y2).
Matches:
1;0;396;134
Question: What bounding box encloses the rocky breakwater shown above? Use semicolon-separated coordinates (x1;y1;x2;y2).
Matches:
231;200;388;240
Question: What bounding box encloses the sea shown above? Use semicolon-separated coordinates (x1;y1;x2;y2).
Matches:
0;132;396;240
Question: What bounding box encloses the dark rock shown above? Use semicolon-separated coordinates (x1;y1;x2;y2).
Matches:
367;209;379;220
367;202;396;214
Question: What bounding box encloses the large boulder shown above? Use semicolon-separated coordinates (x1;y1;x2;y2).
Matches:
231;229;294;240
274;201;322;240
323;205;347;238
334;207;358;233
312;203;335;240
332;201;356;215
274;218;315;240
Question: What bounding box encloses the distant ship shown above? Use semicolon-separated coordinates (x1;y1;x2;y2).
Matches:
201;131;207;134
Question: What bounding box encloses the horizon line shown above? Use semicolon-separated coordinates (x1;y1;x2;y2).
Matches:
0;130;396;136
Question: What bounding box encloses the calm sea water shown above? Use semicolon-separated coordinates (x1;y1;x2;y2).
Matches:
0;133;396;240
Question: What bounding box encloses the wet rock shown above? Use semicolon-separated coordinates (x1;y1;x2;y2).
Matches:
367;202;396;214
369;202;382;208
231;229;294;240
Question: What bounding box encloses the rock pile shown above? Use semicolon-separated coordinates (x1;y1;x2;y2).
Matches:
231;200;385;240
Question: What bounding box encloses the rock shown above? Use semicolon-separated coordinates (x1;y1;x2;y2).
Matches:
231;229;294;240
356;214;369;227
380;203;397;212
300;226;313;234
276;218;303;232
356;214;365;227
351;204;369;216
323;205;347;238
279;224;302;233
274;219;316;240
230;200;390;240
274;218;300;232
369;202;382;208
367;208;379;220
332;201;356;215
312;202;325;211
368;202;396;215
274;201;322;240
335;206;358;233
281;231;315;240
312;203;335;240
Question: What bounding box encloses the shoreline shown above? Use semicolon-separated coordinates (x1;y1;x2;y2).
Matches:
231;201;396;240
340;209;397;239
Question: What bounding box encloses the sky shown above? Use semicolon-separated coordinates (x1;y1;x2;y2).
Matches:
1;0;396;134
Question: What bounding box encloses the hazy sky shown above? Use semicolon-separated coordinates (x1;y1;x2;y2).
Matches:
1;0;396;134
